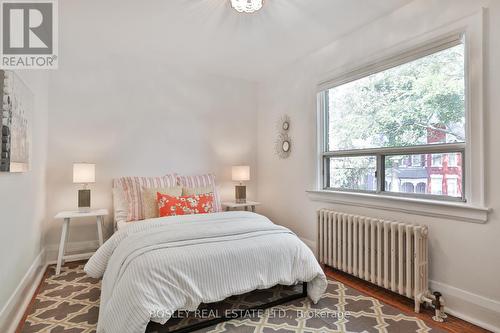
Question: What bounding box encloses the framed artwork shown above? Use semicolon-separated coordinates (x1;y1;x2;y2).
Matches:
0;70;33;172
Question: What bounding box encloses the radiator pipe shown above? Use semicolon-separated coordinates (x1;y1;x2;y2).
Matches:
419;292;447;322
431;292;444;322
439;296;447;319
420;295;433;304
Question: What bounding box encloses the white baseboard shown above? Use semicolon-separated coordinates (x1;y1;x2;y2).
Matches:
445;307;499;333
0;250;47;333
430;280;500;332
45;240;100;263
430;280;500;314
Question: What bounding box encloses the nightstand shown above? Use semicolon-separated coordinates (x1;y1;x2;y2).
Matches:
54;209;108;275
222;201;261;212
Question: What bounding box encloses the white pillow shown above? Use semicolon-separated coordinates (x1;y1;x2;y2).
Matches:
182;186;213;196
112;187;128;227
177;174;222;212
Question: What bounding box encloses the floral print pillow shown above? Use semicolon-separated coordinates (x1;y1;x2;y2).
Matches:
157;192;215;217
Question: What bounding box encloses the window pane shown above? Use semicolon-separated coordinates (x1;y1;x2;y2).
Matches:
431;154;442;167
385;152;463;198
328;156;377;191
327;44;465;151
448;153;457;167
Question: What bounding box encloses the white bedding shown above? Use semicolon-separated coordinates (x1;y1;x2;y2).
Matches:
115;219;128;230
85;211;327;333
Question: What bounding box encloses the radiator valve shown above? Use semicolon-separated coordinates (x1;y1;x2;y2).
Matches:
432;291;445;322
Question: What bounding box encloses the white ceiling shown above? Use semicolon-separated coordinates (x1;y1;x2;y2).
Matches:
62;0;413;81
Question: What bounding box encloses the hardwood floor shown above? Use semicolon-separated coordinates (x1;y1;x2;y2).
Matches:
324;266;491;333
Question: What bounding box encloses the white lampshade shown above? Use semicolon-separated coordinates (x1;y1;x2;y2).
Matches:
73;163;95;184
232;165;250;182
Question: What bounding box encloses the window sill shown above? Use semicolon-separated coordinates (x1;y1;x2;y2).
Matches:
306;190;490;224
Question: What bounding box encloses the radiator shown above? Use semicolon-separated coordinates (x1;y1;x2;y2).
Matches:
317;209;431;312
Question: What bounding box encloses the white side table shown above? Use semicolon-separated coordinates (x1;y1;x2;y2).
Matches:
222;201;261;212
55;209;108;275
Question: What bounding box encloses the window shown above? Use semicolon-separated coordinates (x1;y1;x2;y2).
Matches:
401;182;415;193
384;153;462;198
319;37;466;201
447;177;458;197
431;176;443;195
411;155;423;167
448;153;458;167
432;154;443;167
327;156;377;191
416;182;426;193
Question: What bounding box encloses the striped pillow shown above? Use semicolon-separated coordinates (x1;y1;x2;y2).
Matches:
177;174;222;212
113;175;178;221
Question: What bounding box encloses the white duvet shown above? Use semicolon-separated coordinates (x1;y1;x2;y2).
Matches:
85;211;327;333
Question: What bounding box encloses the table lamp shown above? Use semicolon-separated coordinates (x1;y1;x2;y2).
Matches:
232;165;250;203
73;163;95;212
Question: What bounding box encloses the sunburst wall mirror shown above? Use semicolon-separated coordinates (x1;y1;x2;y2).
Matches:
275;115;291;159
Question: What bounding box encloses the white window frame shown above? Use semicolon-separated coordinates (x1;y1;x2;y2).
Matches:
309;11;489;223
318;34;466;202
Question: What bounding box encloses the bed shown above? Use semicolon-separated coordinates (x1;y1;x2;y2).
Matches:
84;177;327;333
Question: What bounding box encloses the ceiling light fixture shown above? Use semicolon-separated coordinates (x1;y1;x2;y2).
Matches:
230;0;263;13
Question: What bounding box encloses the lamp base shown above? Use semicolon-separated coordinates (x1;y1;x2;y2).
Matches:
235;185;246;204
78;189;91;212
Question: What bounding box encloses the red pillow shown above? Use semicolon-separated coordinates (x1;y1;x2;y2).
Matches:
157;192;215;217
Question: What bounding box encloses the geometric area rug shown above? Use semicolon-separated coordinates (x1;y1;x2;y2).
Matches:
18;261;447;333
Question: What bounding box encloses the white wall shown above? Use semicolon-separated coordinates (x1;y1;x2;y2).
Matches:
256;0;500;330
44;0;259;258
0;71;49;319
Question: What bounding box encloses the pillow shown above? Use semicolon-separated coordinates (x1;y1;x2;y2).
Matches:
142;186;182;219
113;174;178;221
177;174;222;212
182;186;213;196
157;192;215;217
112;187;128;226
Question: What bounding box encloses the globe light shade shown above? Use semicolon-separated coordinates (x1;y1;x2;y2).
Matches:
230;0;263;13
